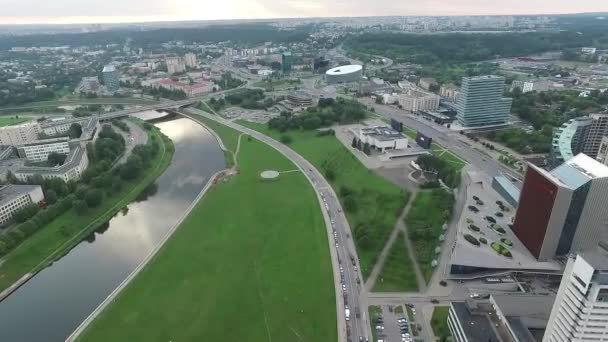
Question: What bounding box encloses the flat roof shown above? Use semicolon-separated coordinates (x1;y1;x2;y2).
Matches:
326;64;362;76
451;302;499;342
0;184;40;207
102;65;116;73
360;126;406;141
16;145;85;175
493;176;521;202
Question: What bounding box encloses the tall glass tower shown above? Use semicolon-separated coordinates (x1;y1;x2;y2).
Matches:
455;75;512;127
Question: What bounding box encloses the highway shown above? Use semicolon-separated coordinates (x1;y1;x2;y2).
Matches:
182;107;370;342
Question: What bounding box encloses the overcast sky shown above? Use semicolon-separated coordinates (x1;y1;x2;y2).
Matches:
0;0;607;24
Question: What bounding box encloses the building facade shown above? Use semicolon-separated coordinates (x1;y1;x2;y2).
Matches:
0;185;44;225
183;53;197;68
16;137;70;162
440;84;460;102
543;254;608;342
398;89;440;112
15;145;89;182
512;154;608;261
455;75;512;127
550;114;608;168
0;123;39;146
281;51;293;74
166;56;186;74
102;65;119;92
597;136;608;165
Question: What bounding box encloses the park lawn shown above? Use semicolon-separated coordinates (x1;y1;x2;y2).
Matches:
0;116;30;127
196;115;241;167
431;306;451;340
431;145;466;170
405;189;454;283
0;126;174;292
78;127;336;342
238;121;408;280
372;232;418;292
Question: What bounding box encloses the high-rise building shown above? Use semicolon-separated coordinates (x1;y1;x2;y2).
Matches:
512;154;608;261
455;75;512;127
102;65;119;92
166;56;186;74
550;114;608;168
183;53;197;68
281;51;293;74
543;254;608;342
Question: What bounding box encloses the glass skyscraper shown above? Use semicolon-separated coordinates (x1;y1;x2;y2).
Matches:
455;75;512;127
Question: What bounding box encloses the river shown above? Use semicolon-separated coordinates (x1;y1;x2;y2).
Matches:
0;115;225;342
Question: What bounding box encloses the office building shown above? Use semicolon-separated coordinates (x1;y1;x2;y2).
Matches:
0;185;44;225
15;145;89;182
449;295;553;342
455;75;512;127
0;123;39;146
550;114;608;168
543;254;608;342
16;137;70;162
102;65;119;92
511;79;552;93
183;53;197;68
166;56;186;74
281;51;293;74
398;89;440;112
512;154;608;261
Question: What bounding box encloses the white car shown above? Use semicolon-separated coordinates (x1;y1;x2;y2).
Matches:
470;293;480;298
342;284;347;291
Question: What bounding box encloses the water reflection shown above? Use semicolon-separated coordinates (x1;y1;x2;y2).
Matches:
0;117;225;342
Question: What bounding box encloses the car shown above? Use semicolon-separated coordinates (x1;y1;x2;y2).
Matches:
439;280;447;287
397;318;407;323
342;284;347;291
485;216;496;223
375;325;384;330
431;299;440;304
335;243;339;248
470;293;480;298
354;265;358;271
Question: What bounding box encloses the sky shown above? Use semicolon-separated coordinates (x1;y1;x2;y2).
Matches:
0;0;607;25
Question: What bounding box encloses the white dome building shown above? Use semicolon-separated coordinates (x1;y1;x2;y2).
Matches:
325;65;363;84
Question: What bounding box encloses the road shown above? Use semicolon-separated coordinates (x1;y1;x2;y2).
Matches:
182;107;370;342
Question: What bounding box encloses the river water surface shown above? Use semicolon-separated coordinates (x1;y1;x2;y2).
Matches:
0;115;224;342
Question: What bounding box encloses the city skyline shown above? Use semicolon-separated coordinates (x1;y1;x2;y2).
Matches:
0;0;607;25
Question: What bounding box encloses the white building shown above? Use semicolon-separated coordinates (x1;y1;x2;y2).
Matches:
0;123;40;146
166;56;186;75
511;79;552;93
398;89;440;112
15;145;89;182
16;137;70;162
543;253;608;342
355;126;408;152
183;53;197;68
582;47;597;55
0;185;44;225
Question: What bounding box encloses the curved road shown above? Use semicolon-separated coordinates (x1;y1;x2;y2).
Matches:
182;108;369;342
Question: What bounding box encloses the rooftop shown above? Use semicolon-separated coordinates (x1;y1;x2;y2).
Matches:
0;184;40;207
326;64;363;75
16;145;85;175
102;65;116;73
451;302;500;342
360;126;406;142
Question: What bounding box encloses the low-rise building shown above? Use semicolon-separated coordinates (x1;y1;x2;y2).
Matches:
153;79;214;97
355;126;408;152
511;79;552;93
15;145;89;182
0;184;45;225
398;89;440;112
286;91;313;107
16;137;70;162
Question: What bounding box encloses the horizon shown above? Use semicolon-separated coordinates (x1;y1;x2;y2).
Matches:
0;0;607;25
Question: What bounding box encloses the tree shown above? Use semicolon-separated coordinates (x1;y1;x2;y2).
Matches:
280;135;293;144
13;204;39;223
68;123;82;139
47;152;67;166
46;189;58;205
73;199;87;215
84;189;103;208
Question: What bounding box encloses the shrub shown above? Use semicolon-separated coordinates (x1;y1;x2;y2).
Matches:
468;224;480;232
464;234;480;246
479;237;487;244
500;238;513;246
13;204;40;223
280;135;293;144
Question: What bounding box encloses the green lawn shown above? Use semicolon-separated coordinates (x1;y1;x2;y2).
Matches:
405;189;454;283
237;121;408;280
431;306;451;340
0;116;30;127
372;232;418;292
0;125;174;292
78;120;336;342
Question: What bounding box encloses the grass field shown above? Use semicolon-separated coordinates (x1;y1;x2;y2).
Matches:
368;305;383;342
0;116;30;127
0;126;174;293
405;189;454;283
78;118;336;342
237;121;408;279
372;232;418;292
430;306;451;340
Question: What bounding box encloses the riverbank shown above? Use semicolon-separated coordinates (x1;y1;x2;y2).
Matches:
76;116;337;342
0;124;174;296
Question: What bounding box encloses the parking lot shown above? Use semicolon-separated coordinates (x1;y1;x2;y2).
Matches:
370;304;415;342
